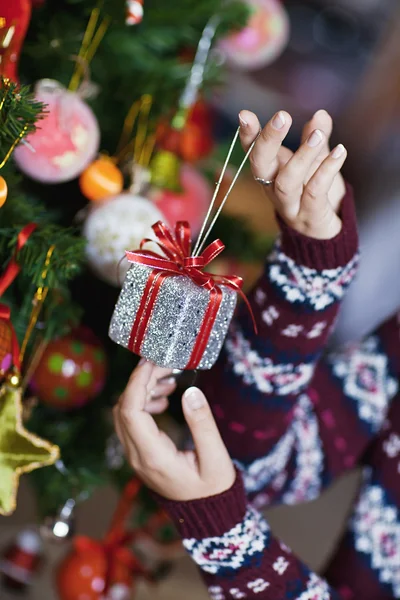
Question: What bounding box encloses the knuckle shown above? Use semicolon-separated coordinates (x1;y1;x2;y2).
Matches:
260;128;274;143
120;405;134;424
128;454;140;471
274;177;290;197
294;152;308;168
249;152;262;171
304;183;319;201
142;453;163;473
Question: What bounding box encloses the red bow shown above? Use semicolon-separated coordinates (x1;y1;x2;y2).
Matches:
125;221;257;331
0;223;37;297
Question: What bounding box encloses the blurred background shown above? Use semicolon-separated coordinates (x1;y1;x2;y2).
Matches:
0;0;399;598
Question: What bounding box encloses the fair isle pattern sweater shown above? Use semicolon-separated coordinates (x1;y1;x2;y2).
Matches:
159;186;400;599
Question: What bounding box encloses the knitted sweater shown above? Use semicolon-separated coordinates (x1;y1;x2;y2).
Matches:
160;186;400;599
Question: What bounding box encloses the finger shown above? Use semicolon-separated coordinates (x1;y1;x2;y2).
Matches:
120;362;161;452
113;405;125;446
238;109;262;152
244;110;292;182
150;380;176;400
275;129;325;211
113;404;138;463
135;361;173;394
302;143;347;215
277;145;293;170
301;109;333;147
145;397;169;415
181;387;232;478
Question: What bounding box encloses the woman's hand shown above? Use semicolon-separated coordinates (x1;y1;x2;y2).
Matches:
113;361;236;502
239;109;347;240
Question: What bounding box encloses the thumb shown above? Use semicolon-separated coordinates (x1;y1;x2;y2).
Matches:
182;387;232;477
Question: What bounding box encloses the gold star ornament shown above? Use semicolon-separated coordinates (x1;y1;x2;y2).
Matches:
0;380;60;515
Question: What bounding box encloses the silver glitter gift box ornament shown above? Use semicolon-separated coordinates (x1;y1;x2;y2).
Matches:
109;128;258;370
109;223;239;370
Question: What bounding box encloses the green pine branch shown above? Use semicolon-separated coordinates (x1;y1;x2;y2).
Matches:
21;0;249;150
0;78;44;163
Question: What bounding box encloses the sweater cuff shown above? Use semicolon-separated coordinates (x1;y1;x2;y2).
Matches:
155;469;247;540
278;182;358;270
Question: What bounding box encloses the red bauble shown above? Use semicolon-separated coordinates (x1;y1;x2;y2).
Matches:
57;542;107;600
57;539;134;600
156;100;214;163
0;0;31;82
31;329;107;410
150;164;212;236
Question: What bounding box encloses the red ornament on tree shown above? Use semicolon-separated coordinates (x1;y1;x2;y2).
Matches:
0;0;32;82
156;100;214;163
0;529;43;592
150;163;212;236
30;328;107;410
57;538;140;600
57;480;147;600
57;538;108;600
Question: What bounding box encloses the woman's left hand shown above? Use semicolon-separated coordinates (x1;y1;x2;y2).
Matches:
113;361;236;502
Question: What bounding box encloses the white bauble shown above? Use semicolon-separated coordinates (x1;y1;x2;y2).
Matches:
83;192;166;286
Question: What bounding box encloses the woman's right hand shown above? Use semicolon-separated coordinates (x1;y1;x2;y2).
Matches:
239;108;347;240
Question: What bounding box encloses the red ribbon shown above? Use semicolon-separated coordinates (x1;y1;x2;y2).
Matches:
125;221;257;370
0;223;37;372
0;304;20;370
0;223;37;297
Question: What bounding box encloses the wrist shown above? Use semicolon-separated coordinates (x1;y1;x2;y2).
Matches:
154;468;247;539
285;211;342;241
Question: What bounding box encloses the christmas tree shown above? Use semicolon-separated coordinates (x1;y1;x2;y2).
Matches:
0;0;282;565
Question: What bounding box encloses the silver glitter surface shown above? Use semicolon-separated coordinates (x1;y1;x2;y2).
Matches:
109;263;237;370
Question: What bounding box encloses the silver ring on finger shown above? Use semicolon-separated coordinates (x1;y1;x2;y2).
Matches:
254;176;275;187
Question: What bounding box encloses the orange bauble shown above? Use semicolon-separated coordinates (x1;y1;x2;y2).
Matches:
79;157;123;203
57;543;107;600
57;540;134;600
0;176;8;207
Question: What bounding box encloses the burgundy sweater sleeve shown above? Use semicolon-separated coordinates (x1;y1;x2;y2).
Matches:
200;185;361;506
159;470;343;600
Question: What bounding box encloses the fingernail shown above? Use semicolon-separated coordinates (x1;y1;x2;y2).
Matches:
184;387;205;411
272;111;286;130
138;358;147;366
164;377;176;386
331;144;345;159
307;129;323;147
238;113;248;127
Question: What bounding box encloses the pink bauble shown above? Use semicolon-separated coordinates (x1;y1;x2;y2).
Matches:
14;79;100;183
149;164;212;236
219;0;290;70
